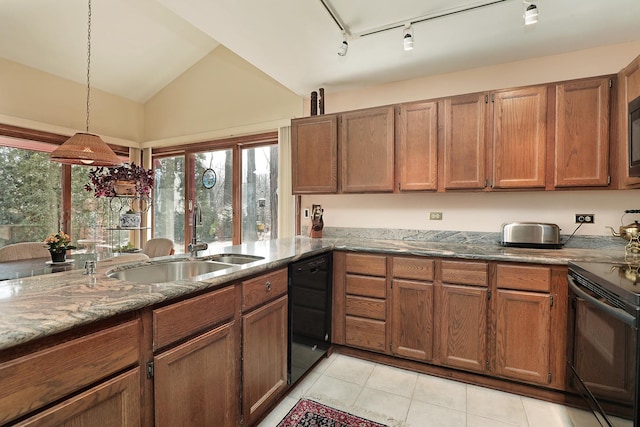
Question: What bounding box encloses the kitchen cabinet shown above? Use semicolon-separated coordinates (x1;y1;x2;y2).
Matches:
152;286;238;427
340;106;395;193
441;93;488;190
396;101;438;191
617;54;640;188
0;316;141;425
241;269;288;426
436;260;489;372
291;114;338;194
553;77;611;188
390;256;434;361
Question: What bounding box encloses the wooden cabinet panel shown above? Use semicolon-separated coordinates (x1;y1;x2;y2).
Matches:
494;289;551;385
441;260;488;286
496;264;551;292
345;253;386;276
341;107;395;192
437;283;488;372
242;268;288;311
154;322;238;427
618;55;640;188
491;86;547;189
346;295;386;320
291;115;338;193
555;77;611;187
14;369;141;427
153;286;236;350
442;93;487;190
391;279;433;361
396;101;438;191
242;295;288;425
0;319;140;424
392;257;434;281
345;316;386;352
345;275;386;298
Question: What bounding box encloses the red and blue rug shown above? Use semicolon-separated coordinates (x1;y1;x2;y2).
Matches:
277;399;388;427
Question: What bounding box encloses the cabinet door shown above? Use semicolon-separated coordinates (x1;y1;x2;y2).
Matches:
396;101;438;191
341;107;395;192
391;279;433;361
154;322;238;427
442;93;487;190
491;86;547;189
494;289;551;385
291;115;338;193
242;295;288;425
437;283;488;372
554;77;610;187
15;369;140;427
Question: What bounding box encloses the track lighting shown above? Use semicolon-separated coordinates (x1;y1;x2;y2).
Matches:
403;25;414;51
337;33;348;56
523;2;539;25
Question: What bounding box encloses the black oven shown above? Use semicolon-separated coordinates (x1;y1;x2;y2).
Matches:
568;261;640;427
628;95;640;177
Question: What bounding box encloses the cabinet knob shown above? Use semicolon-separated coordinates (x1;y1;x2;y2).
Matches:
265;281;271;291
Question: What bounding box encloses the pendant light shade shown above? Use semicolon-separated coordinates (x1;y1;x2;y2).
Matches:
50;133;122;165
50;0;122;167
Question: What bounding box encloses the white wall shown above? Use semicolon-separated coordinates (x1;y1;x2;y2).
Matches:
299;40;640;237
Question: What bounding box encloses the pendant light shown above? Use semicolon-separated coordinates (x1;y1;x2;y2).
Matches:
50;0;122;166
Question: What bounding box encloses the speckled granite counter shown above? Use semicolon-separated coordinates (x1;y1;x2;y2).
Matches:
0;234;627;352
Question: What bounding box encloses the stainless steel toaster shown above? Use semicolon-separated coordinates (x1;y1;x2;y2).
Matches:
501;222;562;249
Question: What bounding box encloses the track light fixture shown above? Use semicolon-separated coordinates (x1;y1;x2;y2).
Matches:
403;24;414;51
523;1;539;25
337;33;349;56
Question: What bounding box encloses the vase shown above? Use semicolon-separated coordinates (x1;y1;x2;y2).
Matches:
49;249;67;263
114;180;136;196
120;213;141;228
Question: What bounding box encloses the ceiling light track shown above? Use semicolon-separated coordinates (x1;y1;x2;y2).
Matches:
319;0;348;35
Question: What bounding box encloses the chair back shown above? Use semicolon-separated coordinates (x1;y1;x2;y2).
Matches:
0;242;50;262
142;238;175;258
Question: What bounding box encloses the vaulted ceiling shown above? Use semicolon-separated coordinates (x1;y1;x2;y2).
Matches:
1;0;639;103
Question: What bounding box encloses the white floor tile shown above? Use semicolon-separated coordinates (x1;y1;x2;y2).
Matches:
412;374;467;411
467;413;522;427
405;400;466;427
304;375;364;407
287;372;320;399
521;396;579;427
257;396;298;427
322;354;376;385
467;385;528;426
366;364;418;398
354;386;412;423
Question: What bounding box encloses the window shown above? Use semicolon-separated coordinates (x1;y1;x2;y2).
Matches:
242;145;278;242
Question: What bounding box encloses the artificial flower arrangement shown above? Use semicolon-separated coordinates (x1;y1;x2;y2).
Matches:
44;231;77;252
85;162;154;198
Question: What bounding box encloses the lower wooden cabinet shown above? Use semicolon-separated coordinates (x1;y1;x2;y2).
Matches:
242;295;288;425
154;322;238;427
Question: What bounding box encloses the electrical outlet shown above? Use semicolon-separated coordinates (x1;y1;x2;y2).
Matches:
429;212;443;220
575;214;595;224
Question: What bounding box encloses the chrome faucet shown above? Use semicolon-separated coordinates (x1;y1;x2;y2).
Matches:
187;203;208;256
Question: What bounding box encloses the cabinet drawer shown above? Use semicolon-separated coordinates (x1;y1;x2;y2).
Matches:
496;264;551;292
346;275;386;298
345;253;386;276
345;316;386;352
441;260;488;286
0;319;140;424
242;268;288;311
393;257;434;281
346;295;386;320
153;285;236;350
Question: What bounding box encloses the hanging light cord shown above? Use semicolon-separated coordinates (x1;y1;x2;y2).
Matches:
85;0;92;133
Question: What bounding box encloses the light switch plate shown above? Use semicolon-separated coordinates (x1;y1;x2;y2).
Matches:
303;208;309;219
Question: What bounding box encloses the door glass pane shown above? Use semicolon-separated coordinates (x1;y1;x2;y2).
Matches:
0;146;62;247
71;165;111;257
194;150;233;251
153;156;186;254
242;145;278;242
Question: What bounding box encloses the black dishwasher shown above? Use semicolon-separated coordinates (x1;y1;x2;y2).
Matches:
288;252;332;385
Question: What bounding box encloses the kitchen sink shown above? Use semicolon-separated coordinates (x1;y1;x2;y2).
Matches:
207;254;264;264
107;260;234;284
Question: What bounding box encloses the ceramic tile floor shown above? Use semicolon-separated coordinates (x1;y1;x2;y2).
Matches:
258;353;623;427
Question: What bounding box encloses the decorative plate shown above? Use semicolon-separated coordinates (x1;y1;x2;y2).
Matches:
202;168;217;189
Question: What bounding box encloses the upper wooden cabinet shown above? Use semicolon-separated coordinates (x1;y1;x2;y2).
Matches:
441;93;487;190
491;86;548;189
617;54;640;188
341;106;395;193
396;101;438;191
553;77;611;188
291;114;338;194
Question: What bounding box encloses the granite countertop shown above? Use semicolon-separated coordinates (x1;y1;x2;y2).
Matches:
0;235;627;352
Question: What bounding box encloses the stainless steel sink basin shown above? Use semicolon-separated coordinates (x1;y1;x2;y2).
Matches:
208;254;264;264
107;260;233;283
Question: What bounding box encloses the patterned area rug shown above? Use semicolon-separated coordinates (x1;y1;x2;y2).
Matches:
277;399;388;427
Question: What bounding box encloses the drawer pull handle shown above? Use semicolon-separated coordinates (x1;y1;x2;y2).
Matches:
265;281;271;291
